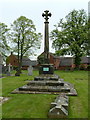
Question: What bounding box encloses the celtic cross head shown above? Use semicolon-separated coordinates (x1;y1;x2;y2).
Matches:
42;10;52;22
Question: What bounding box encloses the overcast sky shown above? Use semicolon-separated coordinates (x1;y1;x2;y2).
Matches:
0;0;89;60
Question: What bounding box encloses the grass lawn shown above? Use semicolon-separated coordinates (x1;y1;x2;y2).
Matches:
1;70;88;118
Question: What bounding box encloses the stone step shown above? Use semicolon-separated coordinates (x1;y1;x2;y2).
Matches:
19;85;70;92
34;75;59;81
27;80;64;86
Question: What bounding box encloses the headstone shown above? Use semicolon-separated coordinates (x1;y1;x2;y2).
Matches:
28;66;33;76
7;63;12;76
15;68;20;76
2;66;8;74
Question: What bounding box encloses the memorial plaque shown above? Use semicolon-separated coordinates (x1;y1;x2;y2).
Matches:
43;67;49;71
39;64;54;74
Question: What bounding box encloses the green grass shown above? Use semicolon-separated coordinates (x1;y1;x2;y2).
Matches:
1;70;88;118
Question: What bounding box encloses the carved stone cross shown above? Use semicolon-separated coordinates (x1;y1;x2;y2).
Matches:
42;10;52;64
8;63;12;72
42;10;52;22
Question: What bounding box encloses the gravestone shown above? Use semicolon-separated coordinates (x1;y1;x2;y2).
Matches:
2;66;8;74
28;66;33;76
15;68;20;76
7;63;12;76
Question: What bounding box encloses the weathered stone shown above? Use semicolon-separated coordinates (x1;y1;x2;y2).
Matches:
7;63;12;76
48;106;68;118
39;64;54;75
28;66;33;76
0;97;10;104
48;94;69;118
34;74;59;81
27;80;64;87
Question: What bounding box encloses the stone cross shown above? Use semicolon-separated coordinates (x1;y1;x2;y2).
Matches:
42;10;52;64
7;63;12;76
42;10;52;22
28;66;33;76
8;63;12;72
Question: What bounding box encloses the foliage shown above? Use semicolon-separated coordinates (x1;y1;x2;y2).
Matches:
88;15;90;56
50;9;88;68
0;22;10;61
10;16;42;72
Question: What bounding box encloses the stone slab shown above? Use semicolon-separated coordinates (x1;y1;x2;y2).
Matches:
27;80;64;86
34;74;59;81
11;84;77;96
48;94;69;118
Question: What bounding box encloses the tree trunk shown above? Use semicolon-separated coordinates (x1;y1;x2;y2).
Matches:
74;55;81;70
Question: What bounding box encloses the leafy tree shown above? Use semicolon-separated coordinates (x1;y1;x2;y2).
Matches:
50;9;88;68
0;22;10;62
10;16;42;74
88;13;90;56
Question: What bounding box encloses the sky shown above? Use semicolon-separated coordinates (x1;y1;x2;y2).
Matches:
0;0;89;60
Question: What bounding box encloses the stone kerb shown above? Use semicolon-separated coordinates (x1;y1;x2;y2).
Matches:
48;94;69;118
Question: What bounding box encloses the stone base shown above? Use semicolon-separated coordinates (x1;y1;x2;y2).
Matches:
34;74;59;81
12;74;77;96
39;64;54;75
11;73;77;119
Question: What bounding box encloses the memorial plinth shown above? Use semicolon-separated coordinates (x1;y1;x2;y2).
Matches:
39;64;54;74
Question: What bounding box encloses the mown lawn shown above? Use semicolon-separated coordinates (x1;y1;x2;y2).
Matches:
1;70;88;118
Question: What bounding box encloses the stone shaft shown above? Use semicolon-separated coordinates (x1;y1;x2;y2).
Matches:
42;10;52;63
44;21;49;63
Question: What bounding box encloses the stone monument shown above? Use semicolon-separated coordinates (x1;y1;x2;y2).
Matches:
12;10;77;118
39;10;54;75
12;10;77;95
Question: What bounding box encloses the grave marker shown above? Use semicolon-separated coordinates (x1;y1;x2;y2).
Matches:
28;66;33;76
7;63;12;76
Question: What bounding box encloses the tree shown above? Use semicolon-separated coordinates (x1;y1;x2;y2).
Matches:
10;16;42;74
50;9;88;68
0;22;10;62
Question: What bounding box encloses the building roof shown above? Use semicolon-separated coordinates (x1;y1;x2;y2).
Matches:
60;57;73;66
30;60;38;66
59;56;90;66
8;53;32;66
81;56;90;64
22;58;31;66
